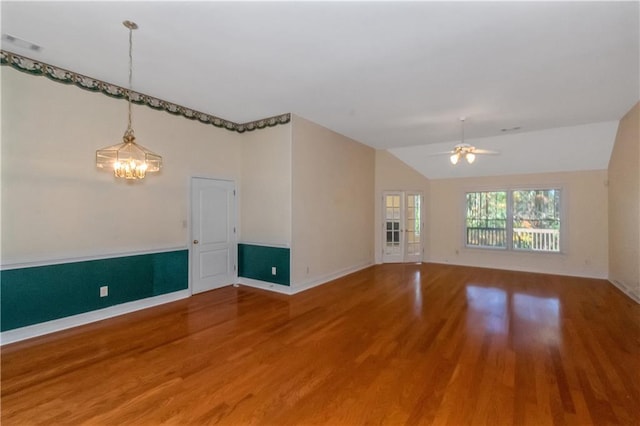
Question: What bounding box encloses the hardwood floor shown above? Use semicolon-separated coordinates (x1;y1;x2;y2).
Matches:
2;263;639;425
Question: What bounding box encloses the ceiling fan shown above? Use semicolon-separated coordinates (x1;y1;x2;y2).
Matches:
431;118;499;165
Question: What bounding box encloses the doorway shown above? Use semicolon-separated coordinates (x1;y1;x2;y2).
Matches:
382;191;423;263
190;177;237;293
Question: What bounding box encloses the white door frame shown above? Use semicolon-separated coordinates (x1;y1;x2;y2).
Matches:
189;176;238;294
381;191;424;263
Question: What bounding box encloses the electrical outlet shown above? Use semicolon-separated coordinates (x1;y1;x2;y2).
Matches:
271;266;277;275
100;286;108;297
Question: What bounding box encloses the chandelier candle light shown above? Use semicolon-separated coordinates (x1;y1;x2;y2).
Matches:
96;20;162;180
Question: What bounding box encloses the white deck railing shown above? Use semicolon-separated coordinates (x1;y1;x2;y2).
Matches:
513;228;560;252
466;227;560;251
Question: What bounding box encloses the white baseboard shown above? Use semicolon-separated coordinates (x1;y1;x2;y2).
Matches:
426;259;607;280
238;262;374;296
608;279;640;304
237;277;294;294
0;290;191;345
290;262;374;294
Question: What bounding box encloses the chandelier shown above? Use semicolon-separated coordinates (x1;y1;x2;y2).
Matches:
96;21;162;180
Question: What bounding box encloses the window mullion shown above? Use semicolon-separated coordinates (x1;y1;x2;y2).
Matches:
506;190;513;250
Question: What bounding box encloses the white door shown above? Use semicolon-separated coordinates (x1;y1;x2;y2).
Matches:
191;178;237;294
382;191;423;263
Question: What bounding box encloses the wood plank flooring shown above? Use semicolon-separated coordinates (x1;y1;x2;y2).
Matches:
2;263;639;425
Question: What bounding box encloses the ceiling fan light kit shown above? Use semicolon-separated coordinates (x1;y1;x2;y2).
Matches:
449;143;477;165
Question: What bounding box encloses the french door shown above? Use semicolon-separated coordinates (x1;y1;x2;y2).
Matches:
191;178;237;294
382;191;423;263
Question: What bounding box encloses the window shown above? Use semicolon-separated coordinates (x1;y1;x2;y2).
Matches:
465;191;507;248
465;188;561;253
512;189;561;252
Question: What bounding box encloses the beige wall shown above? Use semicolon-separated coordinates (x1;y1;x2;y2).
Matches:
1;69;375;291
291;115;375;287
240;124;292;246
1;68;242;265
428;170;609;278
608;102;639;300
374;150;430;263
5;63;630;294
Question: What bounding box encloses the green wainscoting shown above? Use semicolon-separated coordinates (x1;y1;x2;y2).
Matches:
238;244;290;286
1;250;188;331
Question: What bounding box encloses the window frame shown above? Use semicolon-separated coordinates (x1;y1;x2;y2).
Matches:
464;190;509;250
463;185;566;254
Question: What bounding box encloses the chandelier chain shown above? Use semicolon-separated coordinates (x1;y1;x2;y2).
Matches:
126;24;134;136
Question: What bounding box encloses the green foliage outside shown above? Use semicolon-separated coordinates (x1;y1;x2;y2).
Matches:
512;189;560;229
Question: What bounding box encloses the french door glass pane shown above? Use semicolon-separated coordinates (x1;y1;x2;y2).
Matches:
384;195;402;255
406;194;421;256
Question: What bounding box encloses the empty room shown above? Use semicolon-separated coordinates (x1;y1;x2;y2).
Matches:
1;1;638;425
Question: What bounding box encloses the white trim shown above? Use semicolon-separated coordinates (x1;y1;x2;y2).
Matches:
608;279;640;304
189;174;236;182
291;262;374;294
186;175;194;296
0;290;190;345
237;277;294;295
1;246;188;271
427;259;606;280
239;241;291;249
239;262;374;295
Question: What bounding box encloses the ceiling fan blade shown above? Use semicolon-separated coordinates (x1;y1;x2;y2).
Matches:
473;149;500;155
427;150;455;156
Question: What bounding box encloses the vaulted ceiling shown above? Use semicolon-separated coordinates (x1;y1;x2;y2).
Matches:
2;1;638;178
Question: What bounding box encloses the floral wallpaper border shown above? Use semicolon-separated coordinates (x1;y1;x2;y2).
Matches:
1;50;291;133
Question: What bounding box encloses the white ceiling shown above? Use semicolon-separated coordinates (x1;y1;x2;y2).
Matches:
2;1;638;176
390;120;620;179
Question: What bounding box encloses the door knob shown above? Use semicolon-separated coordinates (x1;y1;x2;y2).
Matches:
193;240;199;244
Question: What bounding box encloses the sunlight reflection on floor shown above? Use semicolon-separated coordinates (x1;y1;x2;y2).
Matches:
465;285;560;345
